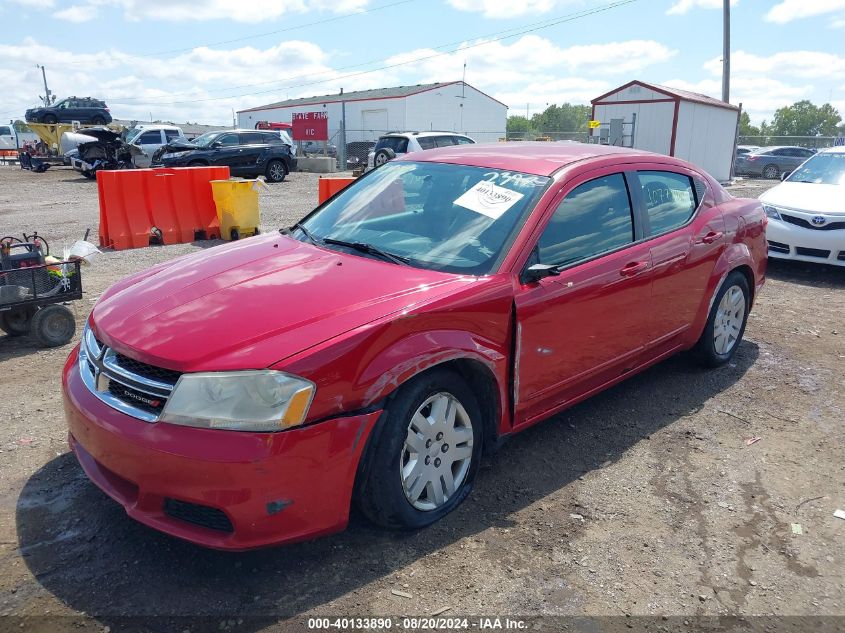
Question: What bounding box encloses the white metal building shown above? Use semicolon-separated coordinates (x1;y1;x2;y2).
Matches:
590;81;740;182
237;82;507;144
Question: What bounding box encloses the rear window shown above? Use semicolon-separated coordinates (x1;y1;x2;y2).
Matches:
638;171;698;235
375;136;409;154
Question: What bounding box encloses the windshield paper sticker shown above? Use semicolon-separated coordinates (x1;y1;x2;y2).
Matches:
454;180;525;220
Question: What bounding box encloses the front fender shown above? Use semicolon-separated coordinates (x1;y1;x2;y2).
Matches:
355;329;508;410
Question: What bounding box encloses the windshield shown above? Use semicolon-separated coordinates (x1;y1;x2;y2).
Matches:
786;152;845;185
296;161;550;275
190;132;217;147
125;128;142;143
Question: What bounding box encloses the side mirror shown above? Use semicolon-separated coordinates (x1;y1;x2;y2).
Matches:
781;172;791;181
521;263;561;284
211;141;222;148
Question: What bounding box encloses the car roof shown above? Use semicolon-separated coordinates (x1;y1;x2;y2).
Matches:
404;142;676;177
381;131;470;138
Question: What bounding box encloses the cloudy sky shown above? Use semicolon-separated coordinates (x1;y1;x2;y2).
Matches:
1;0;843;127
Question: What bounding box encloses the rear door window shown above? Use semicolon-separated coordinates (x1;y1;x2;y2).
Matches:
638;171;697;235
434;136;459;147
536;173;634;267
164;129;182;141
416;137;437;150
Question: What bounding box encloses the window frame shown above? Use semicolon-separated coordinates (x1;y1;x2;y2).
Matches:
629;169;704;239
525;171;643;274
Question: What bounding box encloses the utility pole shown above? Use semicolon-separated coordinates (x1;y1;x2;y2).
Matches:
722;0;730;103
339;87;347;172
37;64;52;106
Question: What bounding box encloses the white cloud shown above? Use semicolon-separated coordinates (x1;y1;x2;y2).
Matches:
703;50;845;80
0;35;674;125
667;0;736;16
447;0;565;18
55;4;99;22
765;0;845;24
6;0;55;6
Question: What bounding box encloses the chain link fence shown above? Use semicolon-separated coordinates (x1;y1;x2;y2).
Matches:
738;135;842;149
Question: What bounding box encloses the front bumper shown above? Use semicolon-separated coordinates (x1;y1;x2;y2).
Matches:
63;347;380;550
766;215;845;266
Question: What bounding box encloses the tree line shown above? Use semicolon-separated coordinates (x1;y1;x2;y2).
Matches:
507;100;844;140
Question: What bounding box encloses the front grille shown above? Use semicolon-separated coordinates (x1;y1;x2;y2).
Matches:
164;498;234;533
112;352;182;385
795;247;831;259
767;240;790;254
79;325;180;422
781;214;845;231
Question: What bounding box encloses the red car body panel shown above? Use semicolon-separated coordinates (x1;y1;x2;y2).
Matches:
63;143;766;549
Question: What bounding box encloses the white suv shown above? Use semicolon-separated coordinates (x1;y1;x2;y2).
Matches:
366;131;474;171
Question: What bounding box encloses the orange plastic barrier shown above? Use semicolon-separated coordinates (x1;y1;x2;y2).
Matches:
317;176;356;205
97;166;229;250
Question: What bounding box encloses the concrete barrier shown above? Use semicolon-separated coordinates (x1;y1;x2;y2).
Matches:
297;157;337;173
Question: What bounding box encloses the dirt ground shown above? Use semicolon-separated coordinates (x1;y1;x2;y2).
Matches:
0;166;843;632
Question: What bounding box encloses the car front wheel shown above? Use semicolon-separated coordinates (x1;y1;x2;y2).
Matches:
694;271;750;367
357;368;482;529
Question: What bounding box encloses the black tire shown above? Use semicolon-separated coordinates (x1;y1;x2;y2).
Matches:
91;116;106;125
693;271;750;367
762;164;779;179
187;160;208;167
356;367;483;530
265;159;287;183
0;307;35;336
230;228;240;241
30;305;76;347
43;114;57;125
373;148;395;168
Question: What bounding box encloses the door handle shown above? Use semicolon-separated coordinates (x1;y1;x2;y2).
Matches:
619;261;649;276
697;231;723;244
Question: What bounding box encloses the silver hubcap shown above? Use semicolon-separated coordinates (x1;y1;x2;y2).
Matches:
270;164;283;179
713;285;745;355
375;154;387;166
401;392;474;511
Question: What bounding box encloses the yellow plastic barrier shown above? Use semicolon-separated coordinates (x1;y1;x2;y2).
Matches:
210;178;268;241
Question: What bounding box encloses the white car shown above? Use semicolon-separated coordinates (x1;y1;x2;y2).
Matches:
760;146;845;266
125;125;185;167
366;131;474;171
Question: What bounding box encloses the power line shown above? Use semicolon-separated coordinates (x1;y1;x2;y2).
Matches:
109;0;639;107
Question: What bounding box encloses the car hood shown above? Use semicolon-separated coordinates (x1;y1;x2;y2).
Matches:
91;233;475;372
759;182;845;215
161;139;199;152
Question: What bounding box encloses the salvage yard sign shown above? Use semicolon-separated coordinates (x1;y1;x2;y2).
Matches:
292;112;328;141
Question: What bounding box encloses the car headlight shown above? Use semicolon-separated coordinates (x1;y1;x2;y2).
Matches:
762;204;782;220
160;370;315;432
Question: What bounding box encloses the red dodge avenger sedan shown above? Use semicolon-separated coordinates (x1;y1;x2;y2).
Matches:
63;143;766;549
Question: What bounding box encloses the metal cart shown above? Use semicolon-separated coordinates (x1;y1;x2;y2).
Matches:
0;241;82;347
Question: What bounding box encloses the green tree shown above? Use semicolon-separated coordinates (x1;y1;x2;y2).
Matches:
738;111;760;136
506;115;534;139
531;103;592;133
770;100;841;136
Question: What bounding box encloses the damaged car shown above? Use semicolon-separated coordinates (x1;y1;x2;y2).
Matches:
69;127;144;179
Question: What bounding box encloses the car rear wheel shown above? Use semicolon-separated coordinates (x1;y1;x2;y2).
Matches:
43;114;57;125
694;271;750;367
91;116;106;125
187;160;208;167
763;164;779;179
265;159;287;183
357;368;482;529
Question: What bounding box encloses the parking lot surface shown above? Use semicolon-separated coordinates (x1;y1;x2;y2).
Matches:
0;167;843;630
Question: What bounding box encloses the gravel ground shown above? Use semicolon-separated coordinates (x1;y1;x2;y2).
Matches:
0;166;843;632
